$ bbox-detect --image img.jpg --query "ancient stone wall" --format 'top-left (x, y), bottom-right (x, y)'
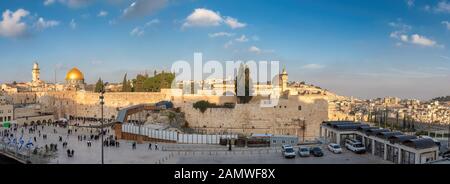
top-left (180, 95), bottom-right (328, 141)
top-left (5, 91), bottom-right (328, 140)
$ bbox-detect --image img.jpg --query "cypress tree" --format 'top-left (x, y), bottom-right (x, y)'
top-left (94, 78), bottom-right (104, 93)
top-left (122, 73), bottom-right (131, 92)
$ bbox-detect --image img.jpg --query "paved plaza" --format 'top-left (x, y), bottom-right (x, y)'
top-left (1, 123), bottom-right (391, 164)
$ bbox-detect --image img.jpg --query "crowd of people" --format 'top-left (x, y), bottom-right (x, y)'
top-left (1, 120), bottom-right (164, 163)
top-left (0, 120), bottom-right (110, 159)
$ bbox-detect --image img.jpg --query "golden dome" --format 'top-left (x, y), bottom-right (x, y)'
top-left (65, 67), bottom-right (84, 81)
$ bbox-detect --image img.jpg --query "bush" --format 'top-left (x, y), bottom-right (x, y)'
top-left (193, 100), bottom-right (215, 113)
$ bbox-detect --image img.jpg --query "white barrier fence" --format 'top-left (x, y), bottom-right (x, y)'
top-left (122, 124), bottom-right (237, 144)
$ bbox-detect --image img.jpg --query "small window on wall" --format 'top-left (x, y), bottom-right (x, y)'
top-left (298, 106), bottom-right (302, 111)
top-left (273, 140), bottom-right (276, 144)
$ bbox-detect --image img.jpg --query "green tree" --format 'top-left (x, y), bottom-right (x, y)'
top-left (94, 78), bottom-right (104, 92)
top-left (133, 74), bottom-right (147, 92)
top-left (235, 64), bottom-right (253, 104)
top-left (122, 73), bottom-right (132, 92)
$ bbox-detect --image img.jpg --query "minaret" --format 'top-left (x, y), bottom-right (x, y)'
top-left (280, 66), bottom-right (288, 92)
top-left (32, 62), bottom-right (40, 83)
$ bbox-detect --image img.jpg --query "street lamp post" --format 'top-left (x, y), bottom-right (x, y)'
top-left (99, 91), bottom-right (104, 164)
top-left (448, 122), bottom-right (450, 149)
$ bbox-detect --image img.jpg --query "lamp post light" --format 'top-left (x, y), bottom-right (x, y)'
top-left (99, 91), bottom-right (104, 164)
top-left (99, 82), bottom-right (108, 165)
top-left (447, 122), bottom-right (450, 149)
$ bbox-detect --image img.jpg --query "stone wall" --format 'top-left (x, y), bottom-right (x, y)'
top-left (5, 90), bottom-right (329, 140)
top-left (180, 95), bottom-right (328, 141)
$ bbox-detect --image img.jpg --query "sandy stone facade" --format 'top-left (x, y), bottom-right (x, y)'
top-left (4, 90), bottom-right (328, 140)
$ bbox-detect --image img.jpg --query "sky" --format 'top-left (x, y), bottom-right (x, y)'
top-left (0, 0), bottom-right (449, 100)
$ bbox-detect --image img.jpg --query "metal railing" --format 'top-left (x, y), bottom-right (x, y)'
top-left (0, 140), bottom-right (55, 164)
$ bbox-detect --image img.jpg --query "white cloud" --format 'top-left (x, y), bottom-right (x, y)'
top-left (123, 0), bottom-right (168, 19)
top-left (129, 19), bottom-right (159, 37)
top-left (442, 21), bottom-right (450, 30)
top-left (393, 34), bottom-right (441, 47)
top-left (69, 19), bottom-right (77, 29)
top-left (44, 0), bottom-right (56, 6)
top-left (145, 19), bottom-right (160, 27)
top-left (182, 8), bottom-right (247, 29)
top-left (389, 20), bottom-right (442, 48)
top-left (435, 1), bottom-right (450, 13)
top-left (247, 46), bottom-right (274, 54)
top-left (301, 64), bottom-right (325, 70)
top-left (248, 46), bottom-right (261, 53)
top-left (45, 0), bottom-right (92, 8)
top-left (0, 9), bottom-right (30, 38)
top-left (224, 16), bottom-right (246, 29)
top-left (35, 17), bottom-right (60, 30)
top-left (130, 27), bottom-right (144, 37)
top-left (98, 10), bottom-right (108, 17)
top-left (235, 35), bottom-right (248, 42)
top-left (406, 0), bottom-right (415, 7)
top-left (209, 32), bottom-right (234, 38)
top-left (182, 8), bottom-right (223, 28)
top-left (388, 21), bottom-right (412, 32)
top-left (410, 34), bottom-right (437, 47)
top-left (400, 34), bottom-right (409, 42)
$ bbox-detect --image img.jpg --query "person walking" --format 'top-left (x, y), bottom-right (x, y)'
top-left (148, 143), bottom-right (152, 150)
top-left (155, 143), bottom-right (158, 150)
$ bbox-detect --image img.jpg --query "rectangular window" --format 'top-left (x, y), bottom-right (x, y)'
top-left (298, 106), bottom-right (302, 111)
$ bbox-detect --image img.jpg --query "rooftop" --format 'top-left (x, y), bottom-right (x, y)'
top-left (322, 121), bottom-right (439, 150)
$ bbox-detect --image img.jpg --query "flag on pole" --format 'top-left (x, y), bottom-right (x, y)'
top-left (26, 137), bottom-right (34, 149)
top-left (19, 136), bottom-right (25, 150)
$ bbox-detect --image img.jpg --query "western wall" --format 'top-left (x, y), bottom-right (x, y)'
top-left (5, 90), bottom-right (328, 140)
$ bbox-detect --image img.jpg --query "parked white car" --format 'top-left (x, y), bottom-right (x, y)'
top-left (281, 145), bottom-right (296, 158)
top-left (327, 143), bottom-right (342, 154)
top-left (345, 139), bottom-right (366, 154)
top-left (298, 147), bottom-right (310, 157)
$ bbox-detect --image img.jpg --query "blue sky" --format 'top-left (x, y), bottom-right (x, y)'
top-left (0, 0), bottom-right (449, 100)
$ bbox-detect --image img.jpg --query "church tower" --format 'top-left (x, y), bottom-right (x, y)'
top-left (32, 62), bottom-right (41, 83)
top-left (280, 67), bottom-right (288, 92)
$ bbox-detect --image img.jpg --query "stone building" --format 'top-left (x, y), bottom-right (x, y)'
top-left (0, 95), bottom-right (13, 123)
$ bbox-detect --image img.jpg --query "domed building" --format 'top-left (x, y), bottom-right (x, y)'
top-left (65, 67), bottom-right (86, 91)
